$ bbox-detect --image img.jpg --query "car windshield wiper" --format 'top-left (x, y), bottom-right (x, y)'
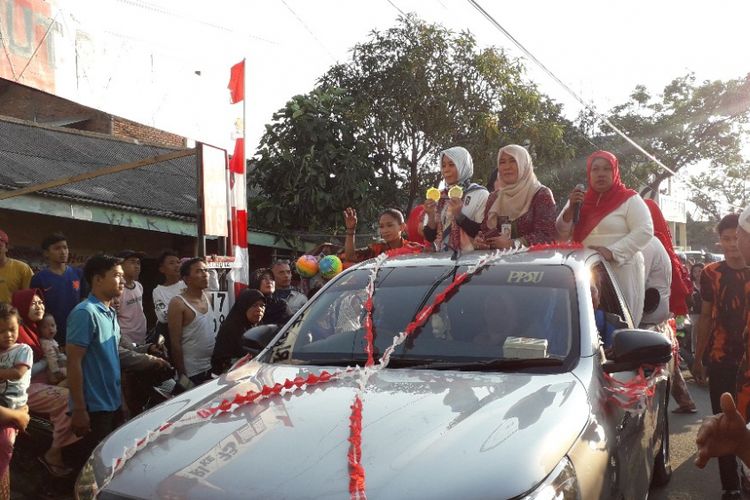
top-left (413, 357), bottom-right (565, 372)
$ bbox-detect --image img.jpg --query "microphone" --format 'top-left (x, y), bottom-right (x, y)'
top-left (572, 184), bottom-right (585, 225)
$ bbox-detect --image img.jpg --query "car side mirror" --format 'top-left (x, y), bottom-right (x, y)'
top-left (241, 324), bottom-right (280, 356)
top-left (602, 328), bottom-right (672, 373)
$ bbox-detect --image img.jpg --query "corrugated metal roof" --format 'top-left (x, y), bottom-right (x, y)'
top-left (0, 117), bottom-right (198, 219)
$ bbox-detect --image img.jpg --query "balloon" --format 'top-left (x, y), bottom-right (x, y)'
top-left (319, 255), bottom-right (343, 280)
top-left (295, 255), bottom-right (319, 278)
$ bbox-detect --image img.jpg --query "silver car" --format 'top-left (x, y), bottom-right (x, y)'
top-left (77, 248), bottom-right (672, 499)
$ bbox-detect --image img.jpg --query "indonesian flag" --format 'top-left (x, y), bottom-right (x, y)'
top-left (228, 60), bottom-right (245, 104)
top-left (227, 59), bottom-right (249, 297)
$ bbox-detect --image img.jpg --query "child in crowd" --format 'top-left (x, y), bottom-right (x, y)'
top-left (38, 314), bottom-right (67, 385)
top-left (30, 233), bottom-right (85, 345)
top-left (0, 303), bottom-right (33, 490)
top-left (115, 250), bottom-right (148, 345)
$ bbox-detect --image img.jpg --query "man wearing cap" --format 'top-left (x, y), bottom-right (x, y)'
top-left (114, 250), bottom-right (148, 345)
top-left (0, 230), bottom-right (32, 303)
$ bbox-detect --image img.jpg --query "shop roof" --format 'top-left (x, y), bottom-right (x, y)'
top-left (0, 115), bottom-right (198, 219)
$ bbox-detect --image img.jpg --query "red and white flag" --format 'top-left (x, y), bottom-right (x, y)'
top-left (227, 60), bottom-right (249, 297)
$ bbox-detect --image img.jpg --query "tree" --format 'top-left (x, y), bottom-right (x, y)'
top-left (688, 162), bottom-right (750, 220)
top-left (578, 73), bottom-right (750, 200)
top-left (250, 87), bottom-right (396, 236)
top-left (320, 15), bottom-right (579, 214)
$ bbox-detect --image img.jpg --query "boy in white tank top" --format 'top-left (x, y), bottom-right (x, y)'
top-left (167, 258), bottom-right (215, 389)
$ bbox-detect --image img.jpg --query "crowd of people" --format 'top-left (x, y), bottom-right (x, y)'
top-left (0, 228), bottom-right (309, 495)
top-left (0, 143), bottom-right (749, 498)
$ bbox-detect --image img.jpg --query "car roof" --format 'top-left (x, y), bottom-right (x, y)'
top-left (355, 247), bottom-right (600, 273)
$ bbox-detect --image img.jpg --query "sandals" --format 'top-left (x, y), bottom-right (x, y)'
top-left (37, 455), bottom-right (73, 478)
top-left (671, 405), bottom-right (697, 414)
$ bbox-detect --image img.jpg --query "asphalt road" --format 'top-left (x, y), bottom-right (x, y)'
top-left (651, 372), bottom-right (748, 500)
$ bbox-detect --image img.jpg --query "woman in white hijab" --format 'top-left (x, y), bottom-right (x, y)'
top-left (475, 144), bottom-right (556, 249)
top-left (423, 146), bottom-right (490, 252)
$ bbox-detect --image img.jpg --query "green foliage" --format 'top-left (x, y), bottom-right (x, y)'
top-left (579, 73), bottom-right (750, 202)
top-left (250, 87), bottom-right (391, 235)
top-left (689, 161), bottom-right (750, 220)
top-left (319, 15), bottom-right (579, 213)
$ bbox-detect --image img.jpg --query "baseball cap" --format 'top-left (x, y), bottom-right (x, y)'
top-left (740, 205), bottom-right (750, 233)
top-left (116, 249), bottom-right (146, 260)
top-left (0, 230), bottom-right (7, 245)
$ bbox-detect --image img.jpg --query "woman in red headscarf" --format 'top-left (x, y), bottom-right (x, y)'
top-left (556, 151), bottom-right (653, 325)
top-left (643, 199), bottom-right (693, 316)
top-left (11, 289), bottom-right (78, 477)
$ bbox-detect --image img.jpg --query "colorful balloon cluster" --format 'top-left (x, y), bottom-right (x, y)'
top-left (295, 254), bottom-right (343, 280)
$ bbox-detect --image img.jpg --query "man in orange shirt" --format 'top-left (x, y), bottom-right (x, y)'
top-left (0, 230), bottom-right (32, 303)
top-left (693, 210), bottom-right (750, 498)
top-left (693, 213), bottom-right (750, 498)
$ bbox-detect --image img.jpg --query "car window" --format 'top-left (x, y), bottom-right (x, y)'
top-left (591, 262), bottom-right (631, 328)
top-left (266, 264), bottom-right (579, 368)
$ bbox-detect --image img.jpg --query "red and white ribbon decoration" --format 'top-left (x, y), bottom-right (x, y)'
top-left (603, 365), bottom-right (668, 412)
top-left (94, 241), bottom-right (588, 498)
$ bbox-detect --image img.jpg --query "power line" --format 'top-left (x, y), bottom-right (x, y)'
top-left (279, 0), bottom-right (339, 61)
top-left (0, 22), bottom-right (18, 80)
top-left (15, 11), bottom-right (59, 82)
top-left (385, 0), bottom-right (407, 16)
top-left (113, 0), bottom-right (280, 46)
top-left (464, 0), bottom-right (744, 210)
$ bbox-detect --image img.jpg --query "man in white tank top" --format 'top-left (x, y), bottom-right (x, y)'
top-left (167, 257), bottom-right (215, 389)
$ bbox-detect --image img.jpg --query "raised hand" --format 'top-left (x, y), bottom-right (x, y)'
top-left (343, 207), bottom-right (358, 231)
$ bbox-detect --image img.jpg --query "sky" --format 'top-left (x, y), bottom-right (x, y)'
top-left (26, 0), bottom-right (750, 202)
top-left (72, 0), bottom-right (750, 150)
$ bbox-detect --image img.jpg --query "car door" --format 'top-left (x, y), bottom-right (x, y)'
top-left (590, 258), bottom-right (664, 499)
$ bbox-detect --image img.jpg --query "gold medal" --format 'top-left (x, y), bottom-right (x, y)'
top-left (448, 185), bottom-right (464, 199)
top-left (426, 187), bottom-right (441, 202)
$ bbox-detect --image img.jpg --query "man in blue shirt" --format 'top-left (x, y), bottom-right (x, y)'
top-left (30, 233), bottom-right (85, 345)
top-left (64, 254), bottom-right (124, 470)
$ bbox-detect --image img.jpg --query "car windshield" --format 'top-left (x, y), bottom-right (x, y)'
top-left (266, 263), bottom-right (579, 370)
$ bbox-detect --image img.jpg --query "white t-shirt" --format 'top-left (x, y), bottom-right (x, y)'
top-left (153, 281), bottom-right (187, 324)
top-left (0, 343), bottom-right (33, 409)
top-left (117, 281), bottom-right (148, 344)
top-left (641, 237), bottom-right (672, 325)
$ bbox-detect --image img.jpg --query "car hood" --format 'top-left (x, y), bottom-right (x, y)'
top-left (91, 361), bottom-right (589, 499)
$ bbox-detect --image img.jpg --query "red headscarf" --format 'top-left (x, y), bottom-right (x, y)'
top-left (11, 288), bottom-right (45, 361)
top-left (644, 199), bottom-right (693, 315)
top-left (406, 205), bottom-right (427, 245)
top-left (573, 151), bottom-right (638, 242)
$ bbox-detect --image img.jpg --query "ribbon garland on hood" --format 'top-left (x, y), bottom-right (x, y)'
top-left (94, 242), bottom-right (671, 500)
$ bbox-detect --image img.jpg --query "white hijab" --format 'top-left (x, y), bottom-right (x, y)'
top-left (486, 144), bottom-right (542, 228)
top-left (440, 146), bottom-right (474, 186)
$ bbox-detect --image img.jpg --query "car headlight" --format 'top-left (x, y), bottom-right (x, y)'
top-left (521, 456), bottom-right (581, 500)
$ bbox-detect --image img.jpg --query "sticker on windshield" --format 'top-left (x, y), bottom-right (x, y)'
top-left (507, 270), bottom-right (544, 284)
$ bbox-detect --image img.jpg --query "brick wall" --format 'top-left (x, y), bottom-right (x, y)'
top-left (111, 117), bottom-right (186, 148)
top-left (0, 80), bottom-right (186, 148)
top-left (0, 82), bottom-right (112, 133)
